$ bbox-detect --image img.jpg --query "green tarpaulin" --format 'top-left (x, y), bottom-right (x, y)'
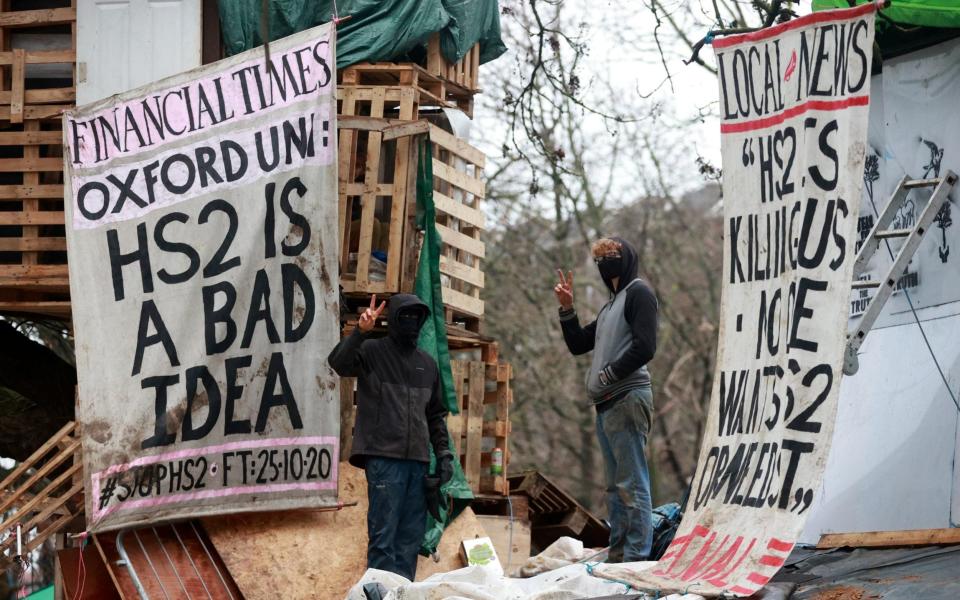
top-left (812, 1), bottom-right (960, 59)
top-left (813, 0), bottom-right (960, 28)
top-left (218, 0), bottom-right (506, 69)
top-left (414, 137), bottom-right (474, 555)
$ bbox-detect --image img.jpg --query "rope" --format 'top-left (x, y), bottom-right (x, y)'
top-left (71, 534), bottom-right (87, 600)
top-left (865, 188), bottom-right (960, 415)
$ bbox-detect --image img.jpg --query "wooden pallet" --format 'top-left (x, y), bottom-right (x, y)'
top-left (508, 470), bottom-right (610, 551)
top-left (339, 119), bottom-right (485, 323)
top-left (447, 357), bottom-right (512, 495)
top-left (427, 124), bottom-right (485, 324)
top-left (426, 34), bottom-right (481, 95)
top-left (340, 62), bottom-right (474, 116)
top-left (0, 2), bottom-right (75, 320)
top-left (0, 420), bottom-right (84, 571)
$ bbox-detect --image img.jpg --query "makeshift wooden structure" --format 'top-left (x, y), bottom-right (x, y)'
top-left (0, 420), bottom-right (83, 571)
top-left (447, 357), bottom-right (512, 495)
top-left (426, 35), bottom-right (482, 97)
top-left (337, 115), bottom-right (486, 328)
top-left (0, 2), bottom-right (76, 319)
top-left (508, 471), bottom-right (610, 552)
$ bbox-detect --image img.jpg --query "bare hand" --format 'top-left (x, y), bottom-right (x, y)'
top-left (554, 269), bottom-right (574, 310)
top-left (358, 294), bottom-right (386, 332)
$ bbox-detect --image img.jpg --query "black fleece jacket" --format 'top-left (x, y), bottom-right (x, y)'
top-left (327, 294), bottom-right (450, 468)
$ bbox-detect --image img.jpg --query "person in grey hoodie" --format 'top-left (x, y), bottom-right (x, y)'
top-left (554, 236), bottom-right (658, 562)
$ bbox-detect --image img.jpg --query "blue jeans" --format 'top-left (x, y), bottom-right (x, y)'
top-left (365, 457), bottom-right (428, 580)
top-left (596, 387), bottom-right (654, 562)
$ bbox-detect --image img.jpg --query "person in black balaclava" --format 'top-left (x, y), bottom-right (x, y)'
top-left (553, 237), bottom-right (659, 563)
top-left (328, 294), bottom-right (454, 581)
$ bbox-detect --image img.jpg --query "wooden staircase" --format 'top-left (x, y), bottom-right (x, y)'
top-left (0, 420), bottom-right (84, 570)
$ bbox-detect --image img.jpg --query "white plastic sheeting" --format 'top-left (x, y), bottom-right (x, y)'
top-left (346, 564), bottom-right (708, 600)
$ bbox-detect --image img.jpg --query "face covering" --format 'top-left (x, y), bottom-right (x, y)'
top-left (395, 311), bottom-right (423, 347)
top-left (596, 256), bottom-right (622, 283)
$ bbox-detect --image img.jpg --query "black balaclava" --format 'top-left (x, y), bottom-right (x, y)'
top-left (386, 294), bottom-right (430, 349)
top-left (598, 236), bottom-right (639, 294)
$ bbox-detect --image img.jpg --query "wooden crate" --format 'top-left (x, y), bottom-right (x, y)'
top-left (426, 33), bottom-right (481, 95)
top-left (339, 117), bottom-right (485, 327)
top-left (0, 2), bottom-right (75, 320)
top-left (336, 90), bottom-right (421, 295)
top-left (447, 358), bottom-right (512, 495)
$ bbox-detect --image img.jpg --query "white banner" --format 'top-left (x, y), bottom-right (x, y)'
top-left (600, 5), bottom-right (875, 596)
top-left (64, 23), bottom-right (341, 532)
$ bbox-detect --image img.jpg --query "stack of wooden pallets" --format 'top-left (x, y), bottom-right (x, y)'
top-left (0, 2), bottom-right (75, 319)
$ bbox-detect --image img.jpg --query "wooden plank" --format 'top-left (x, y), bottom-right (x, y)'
top-left (464, 361), bottom-right (485, 490)
top-left (0, 301), bottom-right (71, 319)
top-left (442, 286), bottom-right (484, 317)
top-left (436, 222), bottom-right (484, 258)
top-left (339, 182), bottom-right (393, 196)
top-left (0, 439), bottom-right (80, 515)
top-left (0, 237), bottom-right (67, 251)
top-left (382, 120), bottom-right (430, 141)
top-left (476, 515), bottom-right (531, 571)
top-left (0, 130), bottom-right (64, 145)
top-left (354, 87), bottom-right (385, 290)
top-left (817, 528), bottom-right (960, 549)
top-left (432, 158), bottom-right (485, 198)
top-left (0, 157), bottom-right (65, 172)
top-left (0, 210), bottom-right (65, 225)
top-left (0, 7), bottom-right (76, 27)
top-left (0, 104), bottom-right (70, 120)
top-left (434, 191), bottom-right (486, 229)
top-left (0, 183), bottom-right (64, 198)
top-left (0, 87), bottom-right (75, 104)
top-left (429, 124), bottom-right (486, 167)
top-left (0, 462), bottom-right (81, 536)
top-left (481, 420), bottom-right (510, 437)
top-left (385, 93), bottom-right (415, 292)
top-left (0, 421), bottom-right (75, 492)
top-left (21, 119), bottom-right (41, 264)
top-left (0, 49), bottom-right (74, 65)
top-left (10, 48), bottom-right (23, 123)
top-left (439, 254), bottom-right (484, 287)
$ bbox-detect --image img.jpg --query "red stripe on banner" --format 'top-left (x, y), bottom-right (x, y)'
top-left (767, 537), bottom-right (795, 553)
top-left (729, 585), bottom-right (757, 596)
top-left (748, 571), bottom-right (772, 586)
top-left (713, 3), bottom-right (877, 49)
top-left (720, 96), bottom-right (869, 134)
top-left (759, 554), bottom-right (787, 568)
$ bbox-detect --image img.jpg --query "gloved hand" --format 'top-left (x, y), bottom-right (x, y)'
top-left (598, 364), bottom-right (618, 387)
top-left (437, 450), bottom-right (454, 486)
top-left (423, 476), bottom-right (447, 522)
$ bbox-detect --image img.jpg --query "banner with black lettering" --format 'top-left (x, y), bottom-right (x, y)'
top-left (598, 5), bottom-right (875, 596)
top-left (64, 24), bottom-right (340, 532)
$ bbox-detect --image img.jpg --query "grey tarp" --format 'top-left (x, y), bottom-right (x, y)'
top-left (218, 0), bottom-right (506, 68)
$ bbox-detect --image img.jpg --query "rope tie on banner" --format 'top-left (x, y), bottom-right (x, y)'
top-left (704, 31), bottom-right (716, 44)
top-left (72, 532), bottom-right (88, 600)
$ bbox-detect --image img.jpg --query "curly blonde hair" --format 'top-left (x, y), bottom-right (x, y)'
top-left (591, 238), bottom-right (622, 258)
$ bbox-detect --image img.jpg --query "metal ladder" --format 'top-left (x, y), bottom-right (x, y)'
top-left (844, 170), bottom-right (958, 375)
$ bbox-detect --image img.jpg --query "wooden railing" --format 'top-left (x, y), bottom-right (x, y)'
top-left (0, 421), bottom-right (84, 570)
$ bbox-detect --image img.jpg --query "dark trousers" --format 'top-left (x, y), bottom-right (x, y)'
top-left (365, 457), bottom-right (428, 581)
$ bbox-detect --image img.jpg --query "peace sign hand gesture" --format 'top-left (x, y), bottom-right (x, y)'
top-left (358, 294), bottom-right (386, 333)
top-left (554, 269), bottom-right (574, 310)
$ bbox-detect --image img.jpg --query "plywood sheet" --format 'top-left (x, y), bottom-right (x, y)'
top-left (204, 462), bottom-right (487, 598)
